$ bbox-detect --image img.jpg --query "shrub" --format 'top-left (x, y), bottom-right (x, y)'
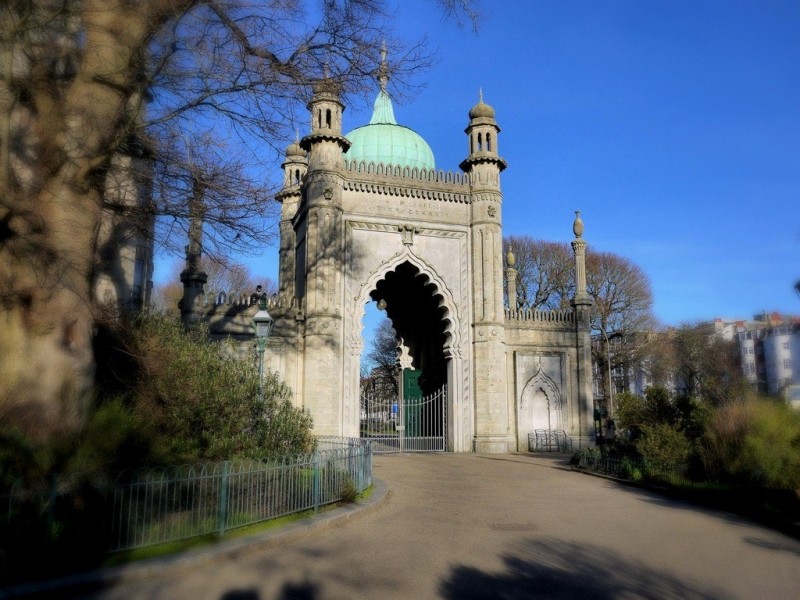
top-left (339, 475), bottom-right (358, 503)
top-left (615, 387), bottom-right (679, 430)
top-left (674, 395), bottom-right (713, 442)
top-left (1, 313), bottom-right (316, 585)
top-left (614, 392), bottom-right (646, 432)
top-left (94, 312), bottom-right (315, 463)
top-left (635, 423), bottom-right (691, 469)
top-left (571, 446), bottom-right (603, 469)
top-left (702, 398), bottom-right (800, 489)
top-left (645, 386), bottom-right (679, 425)
top-left (620, 457), bottom-right (643, 481)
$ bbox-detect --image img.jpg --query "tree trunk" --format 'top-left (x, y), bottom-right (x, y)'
top-left (0, 0), bottom-right (180, 440)
top-left (1, 180), bottom-right (99, 441)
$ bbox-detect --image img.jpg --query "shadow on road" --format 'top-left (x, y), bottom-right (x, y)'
top-left (743, 536), bottom-right (800, 556)
top-left (220, 578), bottom-right (319, 600)
top-left (439, 538), bottom-right (726, 600)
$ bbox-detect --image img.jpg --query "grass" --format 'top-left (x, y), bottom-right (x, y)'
top-left (103, 484), bottom-right (374, 567)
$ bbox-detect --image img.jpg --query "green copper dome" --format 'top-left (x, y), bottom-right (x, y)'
top-left (345, 90), bottom-right (435, 171)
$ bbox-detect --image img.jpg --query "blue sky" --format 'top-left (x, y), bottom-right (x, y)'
top-left (156, 0), bottom-right (800, 326)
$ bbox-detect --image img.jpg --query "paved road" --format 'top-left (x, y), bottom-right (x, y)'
top-left (59, 454), bottom-right (800, 598)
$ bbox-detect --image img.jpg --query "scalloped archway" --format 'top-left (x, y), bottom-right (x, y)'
top-left (344, 250), bottom-right (464, 450)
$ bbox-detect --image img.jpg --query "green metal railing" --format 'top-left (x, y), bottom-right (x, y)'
top-left (3, 437), bottom-right (372, 553)
top-left (572, 451), bottom-right (696, 487)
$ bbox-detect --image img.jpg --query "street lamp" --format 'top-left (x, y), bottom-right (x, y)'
top-left (252, 297), bottom-right (274, 398)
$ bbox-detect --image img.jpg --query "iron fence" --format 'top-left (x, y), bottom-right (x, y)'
top-left (573, 452), bottom-right (696, 487)
top-left (3, 437), bottom-right (372, 553)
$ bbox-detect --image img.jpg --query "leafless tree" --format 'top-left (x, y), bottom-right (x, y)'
top-left (504, 236), bottom-right (574, 310)
top-left (366, 318), bottom-right (399, 381)
top-left (668, 322), bottom-right (745, 404)
top-left (0, 0), bottom-right (476, 440)
top-left (361, 316), bottom-right (399, 416)
top-left (586, 250), bottom-right (656, 400)
top-left (504, 237), bottom-right (656, 401)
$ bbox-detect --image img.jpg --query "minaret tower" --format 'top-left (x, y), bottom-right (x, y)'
top-left (275, 135), bottom-right (307, 303)
top-left (460, 91), bottom-right (512, 452)
top-left (297, 75), bottom-right (351, 434)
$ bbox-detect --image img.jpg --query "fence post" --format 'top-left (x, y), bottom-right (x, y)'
top-left (313, 451), bottom-right (321, 513)
top-left (366, 441), bottom-right (372, 487)
top-left (348, 439), bottom-right (355, 484)
top-left (218, 461), bottom-right (230, 537)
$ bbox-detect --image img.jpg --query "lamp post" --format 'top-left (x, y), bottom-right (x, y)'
top-left (252, 297), bottom-right (274, 399)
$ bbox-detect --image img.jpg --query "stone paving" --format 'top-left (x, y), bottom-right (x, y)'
top-left (23, 454), bottom-right (800, 599)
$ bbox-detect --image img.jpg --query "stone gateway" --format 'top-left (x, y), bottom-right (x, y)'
top-left (182, 66), bottom-right (595, 452)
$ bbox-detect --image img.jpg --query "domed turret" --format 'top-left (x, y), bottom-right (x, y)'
top-left (300, 76), bottom-right (350, 171)
top-left (345, 90), bottom-right (435, 172)
top-left (343, 46), bottom-right (435, 173)
top-left (460, 89), bottom-right (506, 176)
top-left (285, 138), bottom-right (305, 160)
top-left (469, 93), bottom-right (496, 120)
top-left (280, 134), bottom-right (307, 190)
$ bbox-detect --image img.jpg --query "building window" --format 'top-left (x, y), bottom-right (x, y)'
top-left (784, 342), bottom-right (790, 350)
top-left (784, 359), bottom-right (792, 370)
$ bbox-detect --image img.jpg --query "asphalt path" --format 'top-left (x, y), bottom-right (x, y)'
top-left (42, 454), bottom-right (800, 599)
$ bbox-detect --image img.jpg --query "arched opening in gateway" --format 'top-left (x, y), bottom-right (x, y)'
top-left (360, 261), bottom-right (449, 451)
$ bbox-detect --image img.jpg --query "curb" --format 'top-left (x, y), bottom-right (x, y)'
top-left (1, 478), bottom-right (389, 598)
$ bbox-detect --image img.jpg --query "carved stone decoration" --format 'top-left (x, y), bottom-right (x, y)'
top-left (398, 339), bottom-right (413, 370)
top-left (399, 224), bottom-right (420, 245)
top-left (520, 366), bottom-right (561, 411)
top-left (516, 353), bottom-right (567, 440)
top-left (487, 205), bottom-right (496, 218)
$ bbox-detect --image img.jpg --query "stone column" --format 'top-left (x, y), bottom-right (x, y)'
top-left (180, 178), bottom-right (207, 326)
top-left (570, 211), bottom-right (594, 447)
top-left (505, 247), bottom-right (518, 310)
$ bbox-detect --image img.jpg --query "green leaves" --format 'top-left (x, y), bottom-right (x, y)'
top-left (95, 312), bottom-right (314, 464)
